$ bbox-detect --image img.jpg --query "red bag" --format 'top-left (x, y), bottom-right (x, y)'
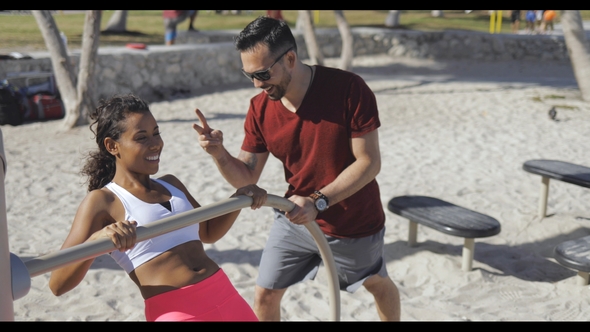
top-left (29, 94), bottom-right (65, 120)
top-left (22, 96), bottom-right (37, 121)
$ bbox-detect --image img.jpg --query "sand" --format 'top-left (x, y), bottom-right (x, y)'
top-left (4, 54), bottom-right (590, 321)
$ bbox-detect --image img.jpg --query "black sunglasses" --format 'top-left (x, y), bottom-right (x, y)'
top-left (241, 47), bottom-right (293, 82)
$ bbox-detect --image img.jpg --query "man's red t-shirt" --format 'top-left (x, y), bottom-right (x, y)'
top-left (241, 66), bottom-right (385, 238)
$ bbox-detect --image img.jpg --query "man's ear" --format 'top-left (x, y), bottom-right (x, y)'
top-left (286, 50), bottom-right (297, 68)
top-left (104, 137), bottom-right (118, 156)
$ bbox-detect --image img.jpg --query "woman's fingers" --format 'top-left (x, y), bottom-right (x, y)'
top-left (235, 185), bottom-right (267, 209)
top-left (106, 220), bottom-right (137, 252)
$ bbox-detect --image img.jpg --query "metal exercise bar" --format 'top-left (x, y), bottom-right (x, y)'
top-left (18, 194), bottom-right (341, 321)
top-left (0, 128), bottom-right (14, 320)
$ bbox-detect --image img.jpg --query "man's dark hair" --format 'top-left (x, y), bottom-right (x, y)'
top-left (234, 16), bottom-right (297, 56)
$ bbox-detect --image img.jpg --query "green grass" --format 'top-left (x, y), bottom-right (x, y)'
top-left (1, 10), bottom-right (589, 52)
top-left (533, 95), bottom-right (569, 102)
top-left (554, 105), bottom-right (578, 110)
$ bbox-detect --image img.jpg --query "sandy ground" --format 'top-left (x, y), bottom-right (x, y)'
top-left (3, 54), bottom-right (590, 321)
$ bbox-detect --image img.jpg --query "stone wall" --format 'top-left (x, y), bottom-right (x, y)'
top-left (0, 27), bottom-right (571, 102)
top-left (181, 27), bottom-right (570, 61)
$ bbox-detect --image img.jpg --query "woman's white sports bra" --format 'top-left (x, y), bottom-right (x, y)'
top-left (105, 178), bottom-right (199, 273)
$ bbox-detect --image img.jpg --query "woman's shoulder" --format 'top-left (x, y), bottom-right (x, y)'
top-left (94, 186), bottom-right (119, 200)
top-left (157, 174), bottom-right (200, 208)
top-left (157, 174), bottom-right (192, 196)
top-left (78, 187), bottom-right (120, 214)
top-left (70, 187), bottom-right (123, 229)
top-left (157, 174), bottom-right (183, 188)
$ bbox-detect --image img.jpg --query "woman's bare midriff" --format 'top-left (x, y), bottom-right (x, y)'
top-left (129, 240), bottom-right (219, 299)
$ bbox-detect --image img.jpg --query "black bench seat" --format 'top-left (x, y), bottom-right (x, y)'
top-left (554, 235), bottom-right (590, 285)
top-left (522, 160), bottom-right (590, 218)
top-left (388, 195), bottom-right (501, 271)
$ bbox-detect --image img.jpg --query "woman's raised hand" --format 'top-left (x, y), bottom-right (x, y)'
top-left (232, 184), bottom-right (267, 210)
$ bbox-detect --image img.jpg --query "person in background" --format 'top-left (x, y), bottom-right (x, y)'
top-left (525, 10), bottom-right (536, 34)
top-left (163, 10), bottom-right (198, 46)
top-left (267, 10), bottom-right (283, 20)
top-left (535, 10), bottom-right (544, 33)
top-left (510, 10), bottom-right (521, 34)
top-left (542, 10), bottom-right (556, 34)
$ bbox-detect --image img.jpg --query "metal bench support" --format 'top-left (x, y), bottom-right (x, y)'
top-left (539, 176), bottom-right (550, 218)
top-left (462, 238), bottom-right (475, 272)
top-left (407, 220), bottom-right (477, 271)
top-left (577, 271), bottom-right (590, 286)
top-left (408, 220), bottom-right (418, 247)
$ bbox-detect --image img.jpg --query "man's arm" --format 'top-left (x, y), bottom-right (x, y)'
top-left (285, 129), bottom-right (381, 224)
top-left (212, 147), bottom-right (269, 188)
top-left (193, 108), bottom-right (269, 188)
top-left (321, 129), bottom-right (381, 204)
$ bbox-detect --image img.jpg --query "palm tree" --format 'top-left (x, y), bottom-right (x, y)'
top-left (385, 11), bottom-right (401, 28)
top-left (561, 10), bottom-right (590, 102)
top-left (334, 11), bottom-right (353, 71)
top-left (298, 11), bottom-right (354, 71)
top-left (298, 10), bottom-right (324, 66)
top-left (104, 10), bottom-right (128, 32)
top-left (32, 10), bottom-right (101, 129)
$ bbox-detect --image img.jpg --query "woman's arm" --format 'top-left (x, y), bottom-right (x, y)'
top-left (160, 175), bottom-right (266, 243)
top-left (200, 184), bottom-right (267, 243)
top-left (49, 189), bottom-right (136, 296)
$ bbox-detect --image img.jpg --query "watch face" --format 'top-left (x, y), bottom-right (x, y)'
top-left (315, 198), bottom-right (327, 211)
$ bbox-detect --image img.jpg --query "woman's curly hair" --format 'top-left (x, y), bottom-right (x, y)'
top-left (81, 94), bottom-right (150, 191)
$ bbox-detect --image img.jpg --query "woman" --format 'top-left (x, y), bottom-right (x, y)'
top-left (49, 94), bottom-right (265, 321)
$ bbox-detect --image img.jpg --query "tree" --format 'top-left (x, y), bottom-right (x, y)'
top-left (561, 10), bottom-right (590, 102)
top-left (334, 10), bottom-right (353, 71)
top-left (32, 10), bottom-right (102, 129)
top-left (104, 10), bottom-right (127, 32)
top-left (297, 11), bottom-right (354, 71)
top-left (385, 10), bottom-right (401, 28)
top-left (298, 10), bottom-right (324, 66)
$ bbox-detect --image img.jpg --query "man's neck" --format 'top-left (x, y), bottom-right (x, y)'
top-left (281, 62), bottom-right (314, 113)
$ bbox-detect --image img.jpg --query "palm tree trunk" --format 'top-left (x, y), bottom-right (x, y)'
top-left (73, 11), bottom-right (102, 128)
top-left (104, 10), bottom-right (127, 32)
top-left (561, 10), bottom-right (590, 102)
top-left (298, 10), bottom-right (324, 65)
top-left (385, 10), bottom-right (401, 28)
top-left (334, 11), bottom-right (353, 71)
top-left (32, 11), bottom-right (78, 125)
top-left (33, 10), bottom-right (101, 129)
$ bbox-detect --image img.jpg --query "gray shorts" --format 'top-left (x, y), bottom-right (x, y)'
top-left (256, 209), bottom-right (388, 293)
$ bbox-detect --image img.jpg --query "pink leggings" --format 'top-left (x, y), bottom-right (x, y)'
top-left (144, 269), bottom-right (258, 321)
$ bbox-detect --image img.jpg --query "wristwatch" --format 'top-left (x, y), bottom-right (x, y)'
top-left (310, 190), bottom-right (329, 212)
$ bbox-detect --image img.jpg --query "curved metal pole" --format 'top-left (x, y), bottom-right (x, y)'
top-left (0, 128), bottom-right (15, 320)
top-left (21, 194), bottom-right (340, 321)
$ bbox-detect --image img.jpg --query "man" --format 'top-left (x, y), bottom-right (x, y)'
top-left (193, 16), bottom-right (400, 321)
top-left (542, 10), bottom-right (556, 33)
top-left (510, 10), bottom-right (521, 34)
